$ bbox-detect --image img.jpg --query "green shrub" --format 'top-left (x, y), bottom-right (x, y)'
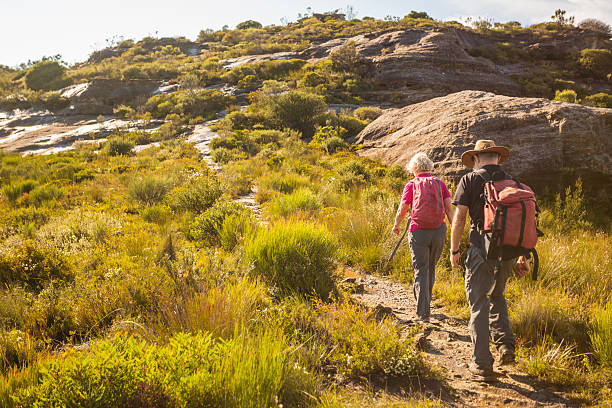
top-left (190, 200), bottom-right (246, 245)
top-left (113, 104), bottom-right (135, 118)
top-left (36, 91), bottom-right (69, 110)
top-left (265, 90), bottom-right (327, 138)
top-left (583, 92), bottom-right (612, 108)
top-left (301, 72), bottom-right (326, 87)
top-left (353, 106), bottom-right (382, 121)
top-left (554, 89), bottom-right (578, 104)
top-left (2, 180), bottom-right (37, 205)
top-left (27, 183), bottom-right (65, 206)
top-left (103, 136), bottom-right (135, 156)
top-left (578, 49), bottom-right (612, 79)
top-left (129, 176), bottom-right (171, 204)
top-left (24, 61), bottom-right (67, 91)
top-left (322, 136), bottom-right (349, 154)
top-left (591, 302), bottom-right (612, 367)
top-left (171, 177), bottom-right (222, 214)
top-left (245, 221), bottom-right (337, 299)
top-left (236, 20), bottom-right (262, 29)
top-left (0, 240), bottom-right (73, 292)
top-left (267, 188), bottom-right (322, 218)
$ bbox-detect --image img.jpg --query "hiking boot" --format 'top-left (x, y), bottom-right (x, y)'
top-left (467, 363), bottom-right (496, 383)
top-left (499, 345), bottom-right (516, 365)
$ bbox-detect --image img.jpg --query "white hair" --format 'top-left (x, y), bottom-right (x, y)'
top-left (407, 152), bottom-right (434, 174)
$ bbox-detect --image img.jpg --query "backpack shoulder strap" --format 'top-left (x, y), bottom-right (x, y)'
top-left (475, 168), bottom-right (492, 182)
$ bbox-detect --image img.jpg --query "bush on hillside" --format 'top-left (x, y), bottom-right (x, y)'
top-left (102, 136), bottom-right (135, 156)
top-left (0, 241), bottom-right (73, 292)
top-left (578, 49), bottom-right (612, 79)
top-left (129, 176), bottom-right (171, 204)
top-left (190, 200), bottom-right (246, 245)
top-left (170, 176), bottom-right (222, 214)
top-left (264, 90), bottom-right (327, 138)
top-left (578, 18), bottom-right (611, 34)
top-left (236, 20), bottom-right (262, 29)
top-left (353, 106), bottom-right (382, 121)
top-left (245, 221), bottom-right (337, 299)
top-left (330, 42), bottom-right (374, 77)
top-left (583, 92), bottom-right (612, 108)
top-left (267, 188), bottom-right (322, 218)
top-left (554, 89), bottom-right (578, 104)
top-left (25, 61), bottom-right (67, 91)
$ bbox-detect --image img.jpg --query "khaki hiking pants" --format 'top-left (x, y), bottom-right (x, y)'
top-left (464, 245), bottom-right (516, 370)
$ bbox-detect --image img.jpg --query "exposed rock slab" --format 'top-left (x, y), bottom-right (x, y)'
top-left (0, 110), bottom-right (160, 155)
top-left (301, 28), bottom-right (522, 96)
top-left (220, 52), bottom-right (301, 69)
top-left (352, 90), bottom-right (612, 188)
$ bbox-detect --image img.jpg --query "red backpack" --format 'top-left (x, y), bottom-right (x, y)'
top-left (411, 176), bottom-right (445, 229)
top-left (478, 169), bottom-right (539, 263)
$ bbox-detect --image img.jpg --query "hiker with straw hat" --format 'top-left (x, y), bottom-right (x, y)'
top-left (450, 140), bottom-right (531, 382)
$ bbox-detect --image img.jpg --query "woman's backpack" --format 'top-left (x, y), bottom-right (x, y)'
top-left (411, 176), bottom-right (445, 229)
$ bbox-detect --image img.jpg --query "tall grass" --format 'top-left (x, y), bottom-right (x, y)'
top-left (152, 278), bottom-right (269, 339)
top-left (266, 187), bottom-right (322, 218)
top-left (3, 329), bottom-right (318, 408)
top-left (590, 302), bottom-right (612, 367)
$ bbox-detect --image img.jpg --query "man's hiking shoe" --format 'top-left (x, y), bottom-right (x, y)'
top-left (468, 364), bottom-right (496, 383)
top-left (499, 345), bottom-right (516, 365)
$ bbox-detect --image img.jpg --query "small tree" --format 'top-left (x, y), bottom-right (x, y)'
top-left (578, 18), bottom-right (611, 34)
top-left (330, 42), bottom-right (373, 77)
top-left (236, 20), bottom-right (262, 29)
top-left (551, 9), bottom-right (575, 26)
top-left (406, 11), bottom-right (432, 20)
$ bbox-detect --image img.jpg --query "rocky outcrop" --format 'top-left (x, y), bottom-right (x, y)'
top-left (352, 90), bottom-right (612, 189)
top-left (220, 52), bottom-right (301, 69)
top-left (0, 110), bottom-right (161, 155)
top-left (301, 28), bottom-right (522, 96)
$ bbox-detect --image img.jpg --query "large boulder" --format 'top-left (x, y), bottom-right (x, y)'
top-left (301, 28), bottom-right (522, 97)
top-left (352, 90), bottom-right (612, 190)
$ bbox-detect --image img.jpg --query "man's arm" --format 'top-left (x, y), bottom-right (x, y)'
top-left (392, 202), bottom-right (409, 234)
top-left (443, 197), bottom-right (455, 225)
top-left (450, 204), bottom-right (468, 268)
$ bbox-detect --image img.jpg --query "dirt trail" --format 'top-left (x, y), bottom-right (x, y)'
top-left (349, 273), bottom-right (575, 408)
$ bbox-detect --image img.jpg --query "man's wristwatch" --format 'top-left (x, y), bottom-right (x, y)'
top-left (451, 249), bottom-right (460, 255)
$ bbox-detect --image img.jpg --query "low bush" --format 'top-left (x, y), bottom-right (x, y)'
top-left (217, 212), bottom-right (256, 251)
top-left (129, 176), bottom-right (171, 204)
top-left (245, 221), bottom-right (337, 299)
top-left (2, 180), bottom-right (37, 205)
top-left (267, 188), bottom-right (322, 218)
top-left (578, 49), bottom-right (612, 79)
top-left (583, 92), bottom-right (612, 108)
top-left (0, 240), bottom-right (73, 292)
top-left (0, 330), bottom-right (37, 373)
top-left (103, 136), bottom-right (135, 156)
top-left (170, 176), bottom-right (222, 214)
top-left (353, 106), bottom-right (382, 121)
top-left (259, 172), bottom-right (309, 194)
top-left (140, 204), bottom-right (172, 224)
top-left (262, 90), bottom-right (327, 138)
top-left (554, 89), bottom-right (578, 104)
top-left (27, 183), bottom-right (65, 207)
top-left (190, 200), bottom-right (246, 245)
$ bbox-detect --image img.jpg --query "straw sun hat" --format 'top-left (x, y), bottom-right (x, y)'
top-left (461, 139), bottom-right (510, 168)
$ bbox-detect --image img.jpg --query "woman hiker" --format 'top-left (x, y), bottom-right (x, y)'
top-left (392, 153), bottom-right (455, 323)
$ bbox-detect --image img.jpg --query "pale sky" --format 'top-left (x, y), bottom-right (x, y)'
top-left (2, 0), bottom-right (611, 67)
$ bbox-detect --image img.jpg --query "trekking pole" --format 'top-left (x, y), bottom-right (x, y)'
top-left (384, 217), bottom-right (411, 271)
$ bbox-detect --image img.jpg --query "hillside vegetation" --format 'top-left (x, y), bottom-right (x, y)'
top-left (0, 8), bottom-right (611, 408)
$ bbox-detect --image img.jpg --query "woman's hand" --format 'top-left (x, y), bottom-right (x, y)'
top-left (392, 224), bottom-right (401, 235)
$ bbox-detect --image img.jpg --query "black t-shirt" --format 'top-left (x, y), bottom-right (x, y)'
top-left (452, 164), bottom-right (506, 246)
